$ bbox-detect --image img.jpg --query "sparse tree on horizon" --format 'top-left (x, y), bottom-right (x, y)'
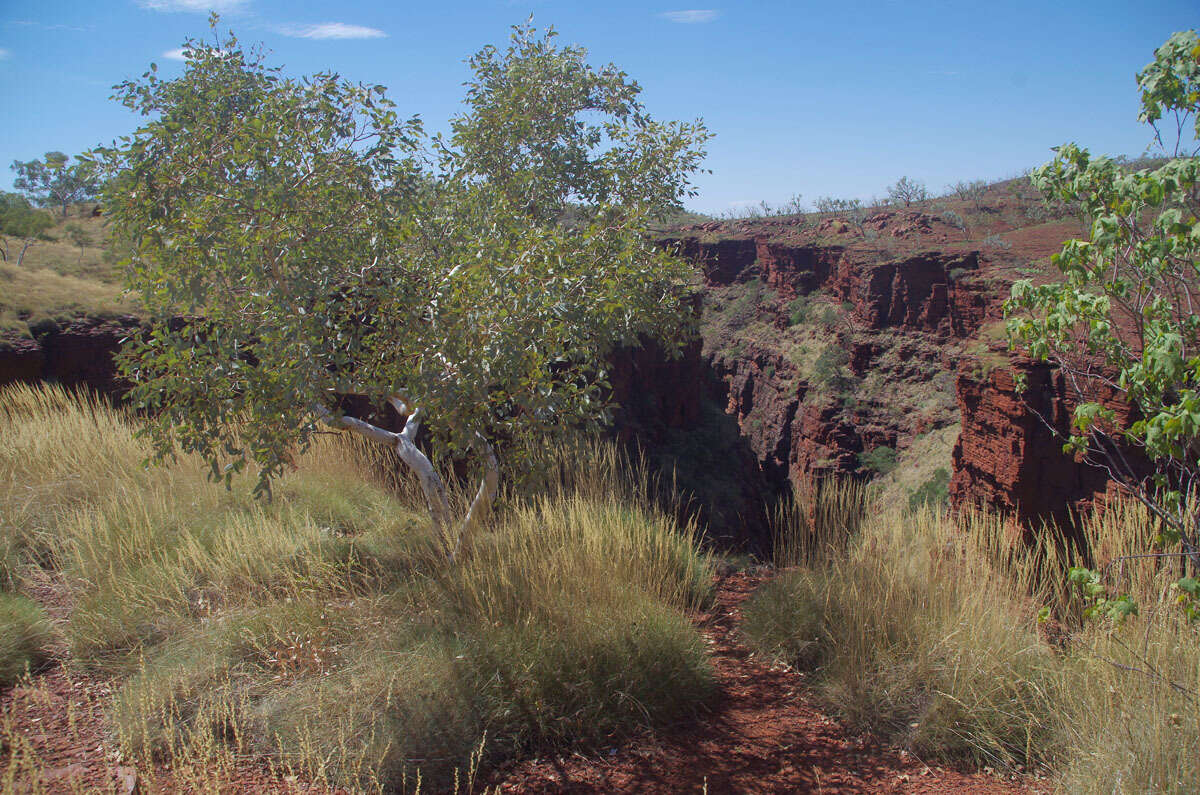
top-left (11, 152), bottom-right (101, 219)
top-left (887, 176), bottom-right (929, 207)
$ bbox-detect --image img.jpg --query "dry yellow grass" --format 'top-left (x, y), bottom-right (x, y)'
top-left (0, 383), bottom-right (714, 791)
top-left (747, 486), bottom-right (1200, 791)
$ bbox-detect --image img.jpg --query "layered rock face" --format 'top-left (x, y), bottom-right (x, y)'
top-left (608, 339), bottom-right (774, 549)
top-left (674, 232), bottom-right (991, 493)
top-left (950, 350), bottom-right (1144, 527)
top-left (0, 316), bottom-right (143, 395)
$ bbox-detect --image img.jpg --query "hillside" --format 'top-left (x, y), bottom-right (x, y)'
top-left (0, 207), bottom-right (132, 339)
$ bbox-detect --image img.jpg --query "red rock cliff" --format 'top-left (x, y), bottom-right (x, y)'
top-left (949, 349), bottom-right (1142, 527)
top-left (0, 316), bottom-right (143, 395)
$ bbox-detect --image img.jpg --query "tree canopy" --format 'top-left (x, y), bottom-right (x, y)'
top-left (99, 23), bottom-right (710, 554)
top-left (0, 192), bottom-right (54, 265)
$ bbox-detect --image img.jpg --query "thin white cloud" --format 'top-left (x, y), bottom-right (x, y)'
top-left (0, 47), bottom-right (10, 60)
top-left (659, 9), bottom-right (719, 23)
top-left (9, 20), bottom-right (92, 32)
top-left (275, 22), bottom-right (387, 40)
top-left (161, 46), bottom-right (226, 61)
top-left (137, 0), bottom-right (249, 13)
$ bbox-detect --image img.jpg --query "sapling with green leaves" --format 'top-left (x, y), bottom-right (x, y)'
top-left (0, 192), bottom-right (54, 266)
top-left (1005, 30), bottom-right (1200, 610)
top-left (98, 20), bottom-right (709, 561)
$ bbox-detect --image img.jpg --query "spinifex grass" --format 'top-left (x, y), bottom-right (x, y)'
top-left (0, 593), bottom-right (51, 685)
top-left (747, 483), bottom-right (1200, 790)
top-left (1, 383), bottom-right (715, 790)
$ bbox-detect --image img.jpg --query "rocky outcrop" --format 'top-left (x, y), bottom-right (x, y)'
top-left (608, 338), bottom-right (706, 440)
top-left (0, 316), bottom-right (143, 395)
top-left (608, 338), bottom-right (775, 550)
top-left (661, 237), bottom-right (759, 286)
top-left (754, 241), bottom-right (843, 299)
top-left (709, 344), bottom-right (801, 485)
top-left (832, 251), bottom-right (981, 335)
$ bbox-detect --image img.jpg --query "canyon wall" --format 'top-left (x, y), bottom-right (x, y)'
top-left (0, 226), bottom-right (1126, 537)
top-left (950, 346), bottom-right (1144, 528)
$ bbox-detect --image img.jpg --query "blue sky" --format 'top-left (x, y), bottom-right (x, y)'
top-left (0, 1), bottom-right (1195, 214)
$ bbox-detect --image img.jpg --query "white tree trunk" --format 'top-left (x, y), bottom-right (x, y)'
top-left (451, 432), bottom-right (500, 560)
top-left (314, 401), bottom-right (497, 562)
top-left (16, 239), bottom-right (35, 267)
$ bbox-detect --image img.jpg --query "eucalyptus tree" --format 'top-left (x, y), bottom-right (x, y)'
top-left (100, 24), bottom-right (709, 560)
top-left (0, 192), bottom-right (54, 265)
top-left (11, 151), bottom-right (101, 218)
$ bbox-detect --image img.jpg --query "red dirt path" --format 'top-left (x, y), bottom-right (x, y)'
top-left (2, 571), bottom-right (1051, 794)
top-left (486, 571), bottom-right (1048, 794)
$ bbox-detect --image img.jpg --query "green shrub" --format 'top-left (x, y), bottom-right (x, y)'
top-left (786, 295), bottom-right (810, 326)
top-left (857, 446), bottom-right (898, 476)
top-left (725, 278), bottom-right (764, 328)
top-left (0, 593), bottom-right (52, 685)
top-left (811, 344), bottom-right (855, 394)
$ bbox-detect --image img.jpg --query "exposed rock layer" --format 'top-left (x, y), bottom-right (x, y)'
top-left (0, 316), bottom-right (142, 395)
top-left (950, 349), bottom-right (1143, 527)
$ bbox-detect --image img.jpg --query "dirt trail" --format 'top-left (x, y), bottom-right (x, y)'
top-left (486, 571), bottom-right (1046, 794)
top-left (2, 571), bottom-right (1049, 793)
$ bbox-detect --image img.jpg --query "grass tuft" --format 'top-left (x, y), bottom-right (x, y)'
top-left (0, 593), bottom-right (52, 686)
top-left (748, 487), bottom-right (1200, 787)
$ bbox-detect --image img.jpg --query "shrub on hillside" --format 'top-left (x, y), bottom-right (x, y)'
top-left (949, 179), bottom-right (987, 205)
top-left (857, 445), bottom-right (898, 476)
top-left (786, 295), bottom-right (810, 326)
top-left (811, 344), bottom-right (855, 394)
